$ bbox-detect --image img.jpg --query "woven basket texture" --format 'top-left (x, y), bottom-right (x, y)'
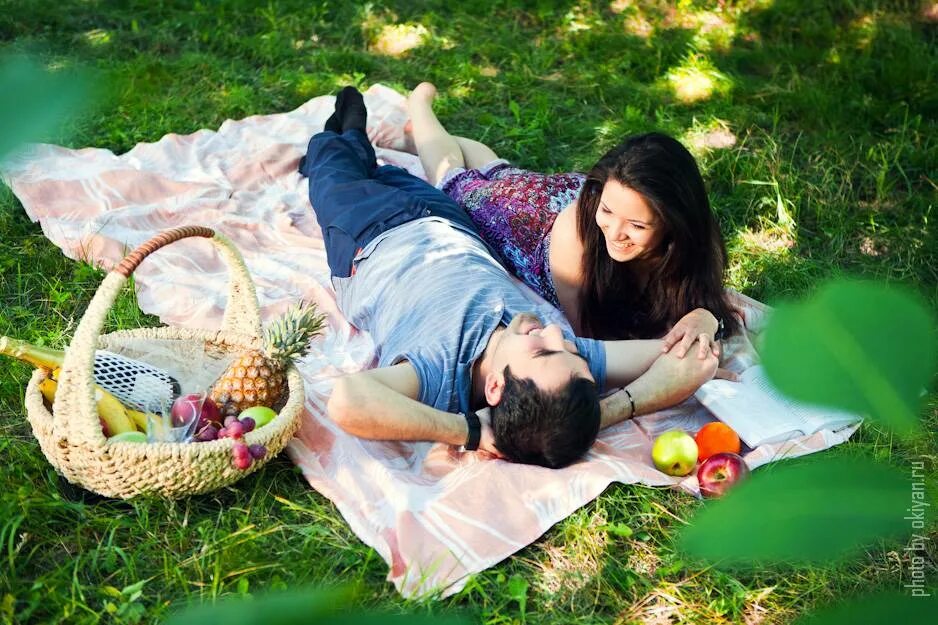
top-left (22, 227), bottom-right (305, 499)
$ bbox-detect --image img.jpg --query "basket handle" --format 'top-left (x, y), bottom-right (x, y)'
top-left (52, 226), bottom-right (264, 447)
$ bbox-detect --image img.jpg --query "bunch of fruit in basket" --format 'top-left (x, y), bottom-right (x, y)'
top-left (1, 302), bottom-right (323, 470)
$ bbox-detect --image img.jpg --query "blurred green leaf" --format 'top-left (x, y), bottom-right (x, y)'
top-left (678, 456), bottom-right (912, 567)
top-left (761, 280), bottom-right (935, 436)
top-left (794, 590), bottom-right (938, 624)
top-left (0, 54), bottom-right (94, 160)
top-left (163, 586), bottom-right (471, 625)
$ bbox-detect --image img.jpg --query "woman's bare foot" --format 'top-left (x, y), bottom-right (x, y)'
top-left (404, 81), bottom-right (466, 184)
top-left (369, 84), bottom-right (437, 154)
top-left (385, 83), bottom-right (438, 154)
top-left (408, 81), bottom-right (438, 109)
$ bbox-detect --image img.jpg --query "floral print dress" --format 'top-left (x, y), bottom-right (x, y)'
top-left (440, 160), bottom-right (585, 309)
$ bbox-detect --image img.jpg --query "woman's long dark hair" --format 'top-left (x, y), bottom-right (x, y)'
top-left (574, 132), bottom-right (739, 340)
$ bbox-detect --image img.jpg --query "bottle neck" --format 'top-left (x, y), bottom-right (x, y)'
top-left (0, 336), bottom-right (65, 370)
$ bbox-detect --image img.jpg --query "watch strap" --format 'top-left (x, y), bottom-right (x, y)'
top-left (463, 411), bottom-right (482, 451)
top-left (714, 317), bottom-right (726, 341)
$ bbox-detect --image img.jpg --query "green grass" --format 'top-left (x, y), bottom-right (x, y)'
top-left (1, 0), bottom-right (936, 622)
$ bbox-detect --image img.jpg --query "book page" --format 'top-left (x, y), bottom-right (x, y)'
top-left (694, 376), bottom-right (801, 447)
top-left (740, 367), bottom-right (861, 433)
top-left (695, 366), bottom-right (862, 447)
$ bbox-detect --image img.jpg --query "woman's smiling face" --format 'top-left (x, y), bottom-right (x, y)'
top-left (594, 179), bottom-right (664, 262)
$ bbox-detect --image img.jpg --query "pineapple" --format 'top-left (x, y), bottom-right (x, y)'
top-left (210, 302), bottom-right (325, 417)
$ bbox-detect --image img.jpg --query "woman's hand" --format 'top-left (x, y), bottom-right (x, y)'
top-left (661, 308), bottom-right (720, 359)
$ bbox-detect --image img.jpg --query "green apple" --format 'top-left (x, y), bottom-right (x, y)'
top-left (108, 430), bottom-right (147, 443)
top-left (651, 431), bottom-right (698, 476)
top-left (238, 405), bottom-right (277, 428)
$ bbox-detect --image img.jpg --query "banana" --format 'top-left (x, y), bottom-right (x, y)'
top-left (38, 370), bottom-right (140, 436)
top-left (39, 376), bottom-right (57, 405)
top-left (125, 408), bottom-right (148, 432)
top-left (95, 389), bottom-right (137, 436)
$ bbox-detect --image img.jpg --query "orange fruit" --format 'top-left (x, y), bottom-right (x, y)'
top-left (695, 422), bottom-right (741, 462)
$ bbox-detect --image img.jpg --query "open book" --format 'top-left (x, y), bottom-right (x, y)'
top-left (694, 365), bottom-right (862, 447)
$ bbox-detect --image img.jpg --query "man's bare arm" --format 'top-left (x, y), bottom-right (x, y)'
top-left (600, 347), bottom-right (718, 430)
top-left (327, 362), bottom-right (468, 445)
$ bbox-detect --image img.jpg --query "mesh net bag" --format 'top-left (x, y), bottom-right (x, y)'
top-left (91, 350), bottom-right (182, 411)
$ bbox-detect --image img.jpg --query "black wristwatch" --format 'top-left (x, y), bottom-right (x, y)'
top-left (714, 317), bottom-right (726, 341)
top-left (463, 411), bottom-right (482, 451)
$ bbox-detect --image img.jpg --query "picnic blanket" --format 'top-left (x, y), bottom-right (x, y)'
top-left (1, 85), bottom-right (858, 598)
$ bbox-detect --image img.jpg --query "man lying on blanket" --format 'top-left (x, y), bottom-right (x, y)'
top-left (299, 87), bottom-right (719, 468)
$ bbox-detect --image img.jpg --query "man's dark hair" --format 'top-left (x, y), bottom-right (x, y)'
top-left (490, 367), bottom-right (601, 468)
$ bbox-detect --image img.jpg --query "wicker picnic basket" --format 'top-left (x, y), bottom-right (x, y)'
top-left (22, 226), bottom-right (305, 499)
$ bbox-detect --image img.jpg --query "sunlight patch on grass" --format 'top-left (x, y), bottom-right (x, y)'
top-left (621, 586), bottom-right (684, 623)
top-left (533, 511), bottom-right (608, 607)
top-left (623, 573), bottom-right (777, 624)
top-left (736, 227), bottom-right (796, 255)
top-left (624, 13), bottom-right (654, 39)
top-left (563, 7), bottom-right (594, 33)
top-left (370, 23), bottom-right (430, 57)
top-left (609, 0), bottom-right (653, 39)
top-left (625, 537), bottom-right (660, 577)
top-left (847, 14), bottom-right (878, 50)
top-left (682, 118), bottom-right (737, 158)
top-left (450, 84), bottom-right (472, 99)
top-left (859, 236), bottom-right (889, 258)
top-left (660, 53), bottom-right (732, 105)
top-left (742, 586), bottom-right (777, 625)
top-left (83, 29), bottom-right (112, 47)
top-left (665, 56), bottom-right (730, 104)
top-left (594, 119), bottom-right (623, 143)
top-left (690, 10), bottom-right (738, 51)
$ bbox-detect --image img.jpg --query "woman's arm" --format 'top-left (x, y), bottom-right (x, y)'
top-left (548, 202), bottom-right (586, 332)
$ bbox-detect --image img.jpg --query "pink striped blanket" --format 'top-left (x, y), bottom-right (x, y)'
top-left (1, 85), bottom-right (856, 598)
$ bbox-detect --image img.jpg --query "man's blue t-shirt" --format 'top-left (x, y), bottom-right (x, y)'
top-left (334, 218), bottom-right (607, 415)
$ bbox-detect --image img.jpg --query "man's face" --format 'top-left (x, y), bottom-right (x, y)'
top-left (485, 313), bottom-right (594, 404)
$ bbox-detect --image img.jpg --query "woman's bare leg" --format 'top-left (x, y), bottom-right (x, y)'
top-left (407, 82), bottom-right (465, 186)
top-left (454, 136), bottom-right (499, 169)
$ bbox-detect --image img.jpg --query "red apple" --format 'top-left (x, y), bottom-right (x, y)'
top-left (697, 452), bottom-right (750, 498)
top-left (171, 393), bottom-right (221, 428)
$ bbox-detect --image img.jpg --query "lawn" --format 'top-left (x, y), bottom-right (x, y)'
top-left (1, 0), bottom-right (936, 623)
